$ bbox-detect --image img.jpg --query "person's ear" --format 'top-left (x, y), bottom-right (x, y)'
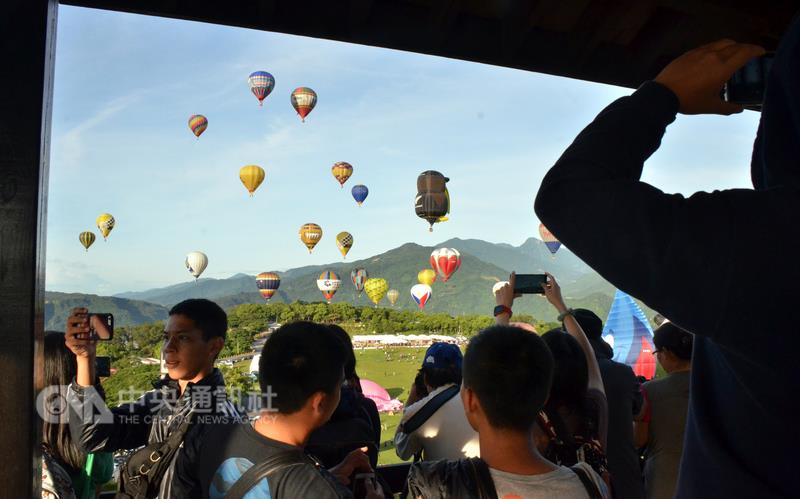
top-left (309, 391), bottom-right (329, 419)
top-left (209, 337), bottom-right (224, 360)
top-left (461, 385), bottom-right (481, 431)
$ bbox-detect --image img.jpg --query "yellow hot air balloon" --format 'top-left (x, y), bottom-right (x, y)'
top-left (387, 289), bottom-right (399, 306)
top-left (239, 165), bottom-right (265, 197)
top-left (79, 231), bottom-right (96, 252)
top-left (95, 213), bottom-right (115, 240)
top-left (364, 278), bottom-right (388, 307)
top-left (336, 231), bottom-right (353, 258)
top-left (299, 223), bottom-right (323, 253)
top-left (418, 269), bottom-right (437, 286)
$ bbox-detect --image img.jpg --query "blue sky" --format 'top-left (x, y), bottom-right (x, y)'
top-left (47, 6), bottom-right (761, 295)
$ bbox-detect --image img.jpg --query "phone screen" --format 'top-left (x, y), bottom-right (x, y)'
top-left (513, 274), bottom-right (548, 294)
top-left (88, 313), bottom-right (114, 340)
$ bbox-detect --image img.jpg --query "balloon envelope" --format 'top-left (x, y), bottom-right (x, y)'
top-left (256, 272), bottom-right (280, 301)
top-left (336, 231), bottom-right (354, 258)
top-left (239, 165), bottom-right (265, 196)
top-left (418, 269), bottom-right (437, 286)
top-left (96, 213), bottom-right (115, 240)
top-left (291, 87), bottom-right (317, 121)
top-left (299, 223), bottom-right (323, 253)
top-left (603, 290), bottom-right (657, 379)
top-left (430, 248), bottom-right (461, 282)
top-left (538, 223), bottom-right (562, 256)
top-left (364, 278), bottom-right (388, 305)
top-left (415, 171), bottom-right (450, 231)
top-left (79, 231), bottom-right (96, 251)
top-left (387, 289), bottom-right (399, 306)
top-left (410, 284), bottom-right (432, 309)
top-left (350, 268), bottom-right (368, 294)
top-left (317, 270), bottom-right (341, 303)
top-left (331, 162), bottom-right (353, 188)
top-left (185, 251), bottom-right (208, 279)
top-left (188, 115), bottom-right (208, 138)
top-left (248, 71), bottom-right (275, 105)
top-left (351, 185), bottom-right (369, 206)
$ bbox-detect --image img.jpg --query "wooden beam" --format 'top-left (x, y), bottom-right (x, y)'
top-left (0, 0), bottom-right (56, 496)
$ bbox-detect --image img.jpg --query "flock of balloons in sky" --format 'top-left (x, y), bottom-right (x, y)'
top-left (77, 69), bottom-right (564, 308)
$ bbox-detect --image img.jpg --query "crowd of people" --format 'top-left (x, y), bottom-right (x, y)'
top-left (40, 18), bottom-right (800, 498)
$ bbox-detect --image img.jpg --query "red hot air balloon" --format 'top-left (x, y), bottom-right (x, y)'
top-left (430, 248), bottom-right (461, 282)
top-left (291, 87), bottom-right (317, 122)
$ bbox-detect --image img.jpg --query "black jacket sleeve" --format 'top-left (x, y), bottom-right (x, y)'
top-left (67, 381), bottom-right (153, 453)
top-left (534, 81), bottom-right (794, 360)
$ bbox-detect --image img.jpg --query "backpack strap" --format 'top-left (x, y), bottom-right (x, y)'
top-left (224, 450), bottom-right (308, 499)
top-left (397, 384), bottom-right (460, 435)
top-left (468, 458), bottom-right (498, 499)
top-left (570, 465), bottom-right (603, 499)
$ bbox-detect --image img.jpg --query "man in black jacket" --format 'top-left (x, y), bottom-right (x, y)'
top-left (535, 23), bottom-right (799, 497)
top-left (66, 299), bottom-right (243, 498)
top-left (573, 309), bottom-right (643, 499)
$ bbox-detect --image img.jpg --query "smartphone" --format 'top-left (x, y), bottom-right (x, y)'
top-left (352, 472), bottom-right (376, 498)
top-left (88, 313), bottom-right (114, 340)
top-left (723, 53), bottom-right (774, 109)
top-left (514, 274), bottom-right (548, 294)
top-left (96, 356), bottom-right (111, 377)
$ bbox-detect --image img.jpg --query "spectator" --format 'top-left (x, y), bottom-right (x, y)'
top-left (307, 324), bottom-right (382, 468)
top-left (174, 321), bottom-right (382, 498)
top-left (534, 27), bottom-right (795, 496)
top-left (573, 309), bottom-right (644, 499)
top-left (394, 342), bottom-right (479, 461)
top-left (66, 300), bottom-right (242, 498)
top-left (634, 323), bottom-right (693, 499)
top-left (407, 324), bottom-right (609, 498)
top-left (41, 331), bottom-right (113, 499)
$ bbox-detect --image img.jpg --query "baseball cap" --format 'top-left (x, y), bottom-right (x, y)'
top-left (422, 342), bottom-right (462, 370)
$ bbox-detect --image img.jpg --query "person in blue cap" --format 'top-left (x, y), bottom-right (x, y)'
top-left (393, 342), bottom-right (479, 461)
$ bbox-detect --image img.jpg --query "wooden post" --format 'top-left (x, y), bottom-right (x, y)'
top-left (0, 0), bottom-right (57, 496)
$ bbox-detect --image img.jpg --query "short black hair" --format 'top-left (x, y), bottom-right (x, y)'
top-left (463, 325), bottom-right (553, 431)
top-left (572, 309), bottom-right (603, 339)
top-left (653, 323), bottom-right (693, 360)
top-left (259, 321), bottom-right (346, 414)
top-left (421, 366), bottom-right (461, 389)
top-left (541, 329), bottom-right (588, 411)
top-left (326, 324), bottom-right (356, 380)
top-left (169, 299), bottom-right (227, 340)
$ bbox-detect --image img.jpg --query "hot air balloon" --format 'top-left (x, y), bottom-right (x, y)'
top-left (185, 251), bottom-right (208, 280)
top-left (414, 171), bottom-right (450, 231)
top-left (299, 223), bottom-right (323, 253)
top-left (410, 284), bottom-right (432, 309)
top-left (256, 272), bottom-right (281, 301)
top-left (387, 289), bottom-right (399, 306)
top-left (239, 165), bottom-right (265, 197)
top-left (364, 278), bottom-right (388, 307)
top-left (418, 269), bottom-right (437, 286)
top-left (291, 87), bottom-right (317, 122)
top-left (316, 271), bottom-right (341, 303)
top-left (331, 162), bottom-right (353, 188)
top-left (350, 268), bottom-right (368, 296)
top-left (539, 223), bottom-right (562, 257)
top-left (79, 231), bottom-right (96, 252)
top-left (430, 248), bottom-right (461, 282)
top-left (351, 185), bottom-right (368, 206)
top-left (188, 115), bottom-right (208, 138)
top-left (603, 290), bottom-right (657, 379)
top-left (336, 231), bottom-right (353, 258)
top-left (96, 213), bottom-right (115, 240)
top-left (248, 71), bottom-right (275, 106)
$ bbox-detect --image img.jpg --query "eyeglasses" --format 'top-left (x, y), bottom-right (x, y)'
top-left (652, 349), bottom-right (662, 355)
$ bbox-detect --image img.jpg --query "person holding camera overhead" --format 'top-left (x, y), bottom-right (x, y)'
top-left (65, 300), bottom-right (242, 498)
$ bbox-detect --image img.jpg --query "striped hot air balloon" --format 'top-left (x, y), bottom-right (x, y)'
top-left (239, 165), bottom-right (265, 197)
top-left (188, 115), bottom-right (208, 138)
top-left (350, 268), bottom-right (368, 296)
top-left (291, 87), bottom-right (317, 122)
top-left (248, 71), bottom-right (275, 106)
top-left (316, 271), bottom-right (341, 303)
top-left (79, 231), bottom-right (96, 252)
top-left (539, 223), bottom-right (562, 256)
top-left (331, 162), bottom-right (353, 188)
top-left (256, 272), bottom-right (281, 301)
top-left (299, 223), bottom-right (323, 253)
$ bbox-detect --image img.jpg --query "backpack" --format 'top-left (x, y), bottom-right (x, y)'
top-left (223, 449), bottom-right (310, 499)
top-left (537, 409), bottom-right (609, 478)
top-left (42, 449), bottom-right (77, 499)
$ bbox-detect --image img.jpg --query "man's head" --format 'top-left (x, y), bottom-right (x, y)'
top-left (541, 329), bottom-right (588, 410)
top-left (572, 309), bottom-right (603, 339)
top-left (461, 326), bottom-right (553, 433)
top-left (259, 322), bottom-right (346, 428)
top-left (653, 323), bottom-right (693, 372)
top-left (420, 342), bottom-right (462, 390)
top-left (162, 299), bottom-right (227, 381)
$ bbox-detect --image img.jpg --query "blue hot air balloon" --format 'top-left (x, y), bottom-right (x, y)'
top-left (602, 290), bottom-right (657, 380)
top-left (351, 184), bottom-right (369, 206)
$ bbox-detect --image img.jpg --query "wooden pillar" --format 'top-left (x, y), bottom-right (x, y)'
top-left (0, 0), bottom-right (57, 496)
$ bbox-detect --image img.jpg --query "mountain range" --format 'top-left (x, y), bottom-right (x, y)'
top-left (45, 238), bottom-right (654, 327)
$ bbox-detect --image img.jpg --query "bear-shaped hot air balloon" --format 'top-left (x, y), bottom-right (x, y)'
top-left (414, 171), bottom-right (450, 232)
